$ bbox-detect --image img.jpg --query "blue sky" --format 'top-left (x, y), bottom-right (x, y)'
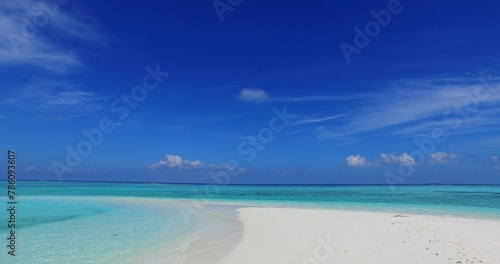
top-left (1, 0), bottom-right (500, 184)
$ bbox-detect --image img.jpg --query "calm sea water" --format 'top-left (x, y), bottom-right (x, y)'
top-left (1, 182), bottom-right (499, 263)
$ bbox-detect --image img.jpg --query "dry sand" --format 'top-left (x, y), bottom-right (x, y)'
top-left (215, 207), bottom-right (500, 264)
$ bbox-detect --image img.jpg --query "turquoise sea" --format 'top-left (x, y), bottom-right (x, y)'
top-left (1, 182), bottom-right (500, 263)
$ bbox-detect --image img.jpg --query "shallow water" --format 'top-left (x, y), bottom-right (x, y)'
top-left (1, 182), bottom-right (499, 263)
top-left (0, 195), bottom-right (202, 263)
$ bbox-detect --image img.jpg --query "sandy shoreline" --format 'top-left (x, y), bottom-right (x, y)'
top-left (212, 207), bottom-right (500, 264)
top-left (118, 199), bottom-right (500, 264)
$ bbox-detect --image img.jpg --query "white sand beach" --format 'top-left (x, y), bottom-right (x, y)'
top-left (211, 207), bottom-right (500, 264)
top-left (129, 204), bottom-right (500, 264)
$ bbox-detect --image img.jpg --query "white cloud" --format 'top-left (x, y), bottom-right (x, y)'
top-left (380, 153), bottom-right (415, 166)
top-left (428, 152), bottom-right (461, 164)
top-left (346, 153), bottom-right (416, 167)
top-left (346, 155), bottom-right (371, 167)
top-left (346, 152), bottom-right (461, 168)
top-left (148, 154), bottom-right (245, 173)
top-left (148, 154), bottom-right (203, 170)
top-left (237, 88), bottom-right (268, 104)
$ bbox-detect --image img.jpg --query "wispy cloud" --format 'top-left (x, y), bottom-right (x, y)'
top-left (451, 137), bottom-right (500, 151)
top-left (176, 114), bottom-right (245, 123)
top-left (317, 74), bottom-right (500, 139)
top-left (237, 87), bottom-right (367, 105)
top-left (25, 166), bottom-right (41, 172)
top-left (293, 114), bottom-right (344, 125)
top-left (491, 156), bottom-right (500, 170)
top-left (272, 94), bottom-right (366, 103)
top-left (4, 82), bottom-right (109, 114)
top-left (314, 126), bottom-right (344, 140)
top-left (348, 85), bottom-right (493, 133)
top-left (0, 0), bottom-right (106, 72)
top-left (388, 113), bottom-right (500, 137)
top-left (49, 10), bottom-right (108, 47)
